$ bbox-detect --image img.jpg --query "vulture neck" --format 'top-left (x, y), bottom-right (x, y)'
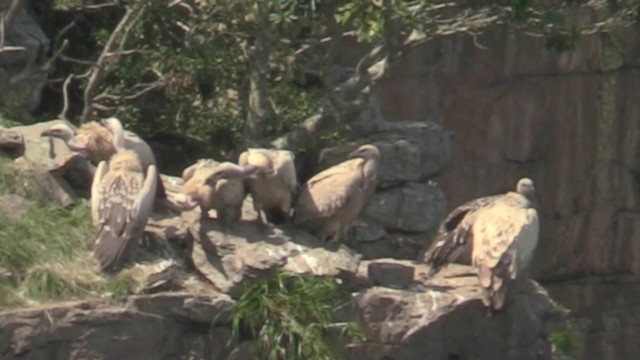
top-left (111, 123), bottom-right (126, 151)
top-left (361, 156), bottom-right (379, 180)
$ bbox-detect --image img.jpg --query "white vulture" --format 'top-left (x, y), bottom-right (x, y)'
top-left (423, 178), bottom-right (539, 311)
top-left (41, 118), bottom-right (167, 200)
top-left (238, 148), bottom-right (298, 226)
top-left (90, 121), bottom-right (157, 273)
top-left (177, 160), bottom-right (258, 225)
top-left (292, 144), bottom-right (380, 243)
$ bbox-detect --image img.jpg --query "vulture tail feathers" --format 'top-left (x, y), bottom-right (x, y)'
top-left (423, 227), bottom-right (470, 276)
top-left (93, 227), bottom-right (137, 273)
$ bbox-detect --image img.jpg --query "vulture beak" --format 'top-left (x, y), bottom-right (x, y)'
top-left (347, 148), bottom-right (362, 159)
top-left (40, 129), bottom-right (54, 137)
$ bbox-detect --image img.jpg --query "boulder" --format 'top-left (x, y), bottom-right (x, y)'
top-left (0, 0), bottom-right (50, 122)
top-left (0, 293), bottom-right (235, 360)
top-left (346, 264), bottom-right (568, 360)
top-left (363, 181), bottom-right (447, 233)
top-left (318, 121), bottom-right (454, 187)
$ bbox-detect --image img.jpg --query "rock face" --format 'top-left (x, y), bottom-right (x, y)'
top-left (0, 0), bottom-right (50, 123)
top-left (358, 23), bottom-right (640, 360)
top-left (315, 121), bottom-right (451, 260)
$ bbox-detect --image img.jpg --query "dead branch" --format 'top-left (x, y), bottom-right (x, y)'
top-left (93, 79), bottom-right (164, 103)
top-left (2, 0), bottom-right (26, 36)
top-left (10, 39), bottom-right (68, 85)
top-left (80, 5), bottom-right (143, 123)
top-left (59, 74), bottom-right (75, 120)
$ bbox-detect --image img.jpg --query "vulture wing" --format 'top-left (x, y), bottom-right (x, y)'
top-left (93, 170), bottom-right (145, 273)
top-left (472, 200), bottom-right (539, 310)
top-left (91, 161), bottom-right (109, 227)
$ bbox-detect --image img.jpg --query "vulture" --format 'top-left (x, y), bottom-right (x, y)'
top-left (292, 144), bottom-right (380, 243)
top-left (423, 178), bottom-right (539, 312)
top-left (238, 148), bottom-right (298, 226)
top-left (177, 160), bottom-right (257, 224)
top-left (90, 121), bottom-right (157, 273)
top-left (41, 118), bottom-right (167, 200)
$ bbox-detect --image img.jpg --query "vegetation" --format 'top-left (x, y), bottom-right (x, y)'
top-left (0, 157), bottom-right (138, 310)
top-left (0, 0), bottom-right (635, 164)
top-left (549, 302), bottom-right (579, 357)
top-left (231, 271), bottom-right (368, 360)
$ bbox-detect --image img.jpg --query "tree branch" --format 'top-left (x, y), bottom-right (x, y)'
top-left (80, 5), bottom-right (143, 123)
top-left (1, 0), bottom-right (26, 37)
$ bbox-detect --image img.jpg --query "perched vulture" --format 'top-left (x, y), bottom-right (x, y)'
top-left (41, 118), bottom-right (167, 199)
top-left (101, 117), bottom-right (166, 200)
top-left (238, 148), bottom-right (298, 225)
top-left (91, 122), bottom-right (157, 273)
top-left (423, 178), bottom-right (539, 311)
top-left (292, 144), bottom-right (380, 243)
top-left (177, 160), bottom-right (257, 224)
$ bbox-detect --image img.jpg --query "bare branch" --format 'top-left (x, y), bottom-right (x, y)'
top-left (93, 79), bottom-right (164, 103)
top-left (59, 74), bottom-right (75, 120)
top-left (104, 49), bottom-right (141, 58)
top-left (80, 5), bottom-right (144, 123)
top-left (9, 39), bottom-right (68, 85)
top-left (2, 0), bottom-right (27, 36)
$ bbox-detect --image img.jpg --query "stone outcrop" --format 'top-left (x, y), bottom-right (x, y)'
top-left (351, 22), bottom-right (640, 360)
top-left (0, 0), bottom-right (50, 123)
top-left (0, 122), bottom-right (567, 360)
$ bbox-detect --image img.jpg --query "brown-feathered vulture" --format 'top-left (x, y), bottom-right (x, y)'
top-left (423, 178), bottom-right (539, 311)
top-left (292, 144), bottom-right (380, 243)
top-left (41, 118), bottom-right (167, 200)
top-left (90, 121), bottom-right (158, 273)
top-left (177, 160), bottom-right (258, 224)
top-left (238, 148), bottom-right (298, 225)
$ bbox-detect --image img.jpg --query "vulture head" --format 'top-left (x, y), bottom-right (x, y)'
top-left (516, 177), bottom-right (537, 206)
top-left (40, 123), bottom-right (89, 155)
top-left (348, 144), bottom-right (380, 161)
top-left (204, 163), bottom-right (259, 187)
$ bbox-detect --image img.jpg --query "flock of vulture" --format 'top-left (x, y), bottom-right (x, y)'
top-left (40, 117), bottom-right (539, 312)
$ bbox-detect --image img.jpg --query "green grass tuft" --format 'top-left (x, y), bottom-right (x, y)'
top-left (0, 158), bottom-right (139, 310)
top-left (232, 271), bottom-right (368, 360)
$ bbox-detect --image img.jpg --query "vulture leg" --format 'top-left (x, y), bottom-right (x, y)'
top-left (91, 161), bottom-right (109, 227)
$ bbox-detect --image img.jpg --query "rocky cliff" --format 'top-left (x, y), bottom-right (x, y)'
top-left (364, 23), bottom-right (640, 360)
top-left (0, 121), bottom-right (567, 360)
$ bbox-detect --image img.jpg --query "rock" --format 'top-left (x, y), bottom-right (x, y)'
top-left (364, 181), bottom-right (447, 233)
top-left (0, 294), bottom-right (235, 360)
top-left (0, 126), bottom-right (24, 151)
top-left (318, 121), bottom-right (454, 186)
top-left (6, 159), bottom-right (76, 207)
top-left (188, 215), bottom-right (362, 297)
top-left (0, 193), bottom-right (29, 221)
top-left (346, 264), bottom-right (567, 360)
top-left (366, 260), bottom-right (415, 289)
top-left (0, 0), bottom-right (50, 122)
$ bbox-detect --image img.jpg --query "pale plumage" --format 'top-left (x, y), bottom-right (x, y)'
top-left (423, 178), bottom-right (539, 311)
top-left (41, 118), bottom-right (167, 199)
top-left (292, 144), bottom-right (380, 243)
top-left (179, 161), bottom-right (256, 224)
top-left (91, 125), bottom-right (157, 273)
top-left (238, 148), bottom-right (297, 225)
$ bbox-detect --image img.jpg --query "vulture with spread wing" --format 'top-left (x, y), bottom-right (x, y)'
top-left (423, 178), bottom-right (539, 311)
top-left (292, 144), bottom-right (380, 243)
top-left (91, 121), bottom-right (157, 273)
top-left (238, 148), bottom-right (297, 225)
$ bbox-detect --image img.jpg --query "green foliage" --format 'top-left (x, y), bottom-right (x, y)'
top-left (549, 302), bottom-right (579, 357)
top-left (232, 271), bottom-right (367, 360)
top-left (0, 158), bottom-right (136, 310)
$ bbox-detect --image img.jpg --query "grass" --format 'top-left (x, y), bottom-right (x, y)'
top-left (0, 157), bottom-right (138, 310)
top-left (549, 302), bottom-right (579, 357)
top-left (231, 271), bottom-right (368, 360)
